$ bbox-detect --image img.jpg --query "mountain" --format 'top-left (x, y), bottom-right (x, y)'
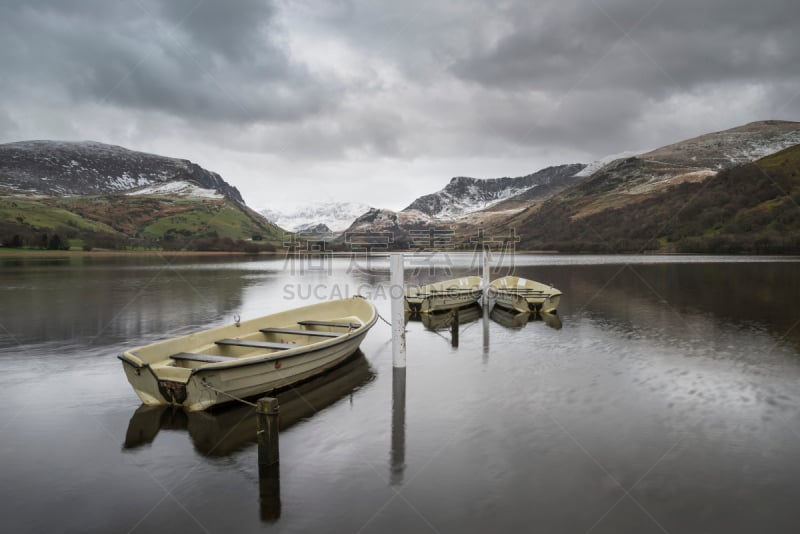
top-left (507, 128), bottom-right (800, 253)
top-left (561, 120), bottom-right (800, 215)
top-left (295, 222), bottom-right (333, 235)
top-left (0, 140), bottom-right (283, 251)
top-left (337, 119), bottom-right (800, 253)
top-left (261, 202), bottom-right (371, 233)
top-left (574, 150), bottom-right (642, 178)
top-left (338, 164), bottom-right (588, 244)
top-left (338, 208), bottom-right (434, 249)
top-left (0, 140), bottom-right (245, 203)
top-left (403, 164), bottom-right (586, 218)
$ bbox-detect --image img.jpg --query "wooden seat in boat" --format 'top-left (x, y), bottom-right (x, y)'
top-left (259, 327), bottom-right (341, 338)
top-left (215, 339), bottom-right (298, 350)
top-left (170, 352), bottom-right (236, 363)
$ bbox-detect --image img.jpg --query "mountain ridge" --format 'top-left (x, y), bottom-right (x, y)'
top-left (0, 140), bottom-right (283, 250)
top-left (402, 163), bottom-right (586, 218)
top-left (0, 140), bottom-right (245, 204)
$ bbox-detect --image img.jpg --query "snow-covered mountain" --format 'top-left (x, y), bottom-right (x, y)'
top-left (639, 120), bottom-right (800, 168)
top-left (260, 202), bottom-right (372, 233)
top-left (570, 120), bottom-right (800, 198)
top-left (574, 151), bottom-right (642, 178)
top-left (402, 164), bottom-right (586, 219)
top-left (0, 140), bottom-right (244, 203)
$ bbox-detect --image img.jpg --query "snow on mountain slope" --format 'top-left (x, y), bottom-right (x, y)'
top-left (260, 202), bottom-right (372, 233)
top-left (559, 120), bottom-right (800, 211)
top-left (125, 180), bottom-right (223, 199)
top-left (0, 140), bottom-right (244, 203)
top-left (639, 120), bottom-right (800, 169)
top-left (403, 164), bottom-right (586, 219)
top-left (574, 151), bottom-right (642, 178)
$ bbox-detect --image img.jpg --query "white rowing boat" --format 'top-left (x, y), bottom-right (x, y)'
top-left (489, 276), bottom-right (562, 313)
top-left (119, 297), bottom-right (377, 411)
top-left (404, 276), bottom-right (483, 313)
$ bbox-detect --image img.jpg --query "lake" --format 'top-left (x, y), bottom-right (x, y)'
top-left (1, 253), bottom-right (799, 533)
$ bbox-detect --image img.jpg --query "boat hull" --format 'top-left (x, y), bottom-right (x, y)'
top-left (489, 276), bottom-right (562, 313)
top-left (120, 298), bottom-right (377, 411)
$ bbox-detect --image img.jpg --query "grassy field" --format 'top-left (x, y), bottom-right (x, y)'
top-left (0, 194), bottom-right (286, 250)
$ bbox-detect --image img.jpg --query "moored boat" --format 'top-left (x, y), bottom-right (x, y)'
top-left (119, 297), bottom-right (377, 412)
top-left (489, 276), bottom-right (562, 313)
top-left (404, 276), bottom-right (483, 313)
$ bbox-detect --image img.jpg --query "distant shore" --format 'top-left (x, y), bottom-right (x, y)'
top-left (0, 248), bottom-right (284, 258)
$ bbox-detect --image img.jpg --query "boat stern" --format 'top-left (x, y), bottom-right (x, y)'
top-left (119, 353), bottom-right (192, 407)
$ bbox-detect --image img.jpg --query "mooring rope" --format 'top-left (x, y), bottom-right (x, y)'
top-left (376, 312), bottom-right (393, 327)
top-left (201, 381), bottom-right (257, 408)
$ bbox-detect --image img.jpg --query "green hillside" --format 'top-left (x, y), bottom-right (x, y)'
top-left (511, 144), bottom-right (800, 254)
top-left (0, 195), bottom-right (286, 252)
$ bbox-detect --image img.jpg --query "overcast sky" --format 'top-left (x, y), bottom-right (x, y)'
top-left (1, 0), bottom-right (798, 211)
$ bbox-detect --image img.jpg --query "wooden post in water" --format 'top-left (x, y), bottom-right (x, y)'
top-left (390, 254), bottom-right (406, 368)
top-left (257, 397), bottom-right (281, 522)
top-left (451, 308), bottom-right (459, 347)
top-left (257, 397), bottom-right (280, 467)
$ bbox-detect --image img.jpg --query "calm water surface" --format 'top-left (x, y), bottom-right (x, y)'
top-left (1, 254), bottom-right (800, 533)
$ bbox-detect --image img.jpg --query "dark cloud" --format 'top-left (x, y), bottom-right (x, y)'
top-left (158, 0), bottom-right (277, 61)
top-left (0, 0), bottom-right (337, 123)
top-left (451, 0), bottom-right (800, 94)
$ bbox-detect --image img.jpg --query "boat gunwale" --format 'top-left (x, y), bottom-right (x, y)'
top-left (118, 299), bottom-right (378, 376)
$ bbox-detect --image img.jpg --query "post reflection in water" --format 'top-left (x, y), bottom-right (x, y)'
top-left (258, 464), bottom-right (281, 523)
top-left (122, 353), bottom-right (375, 523)
top-left (482, 303), bottom-right (490, 359)
top-left (390, 366), bottom-right (407, 486)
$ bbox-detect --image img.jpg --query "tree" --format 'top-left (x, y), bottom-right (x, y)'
top-left (47, 234), bottom-right (67, 250)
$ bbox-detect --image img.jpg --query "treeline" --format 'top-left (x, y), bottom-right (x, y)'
top-left (1, 232), bottom-right (70, 250)
top-left (1, 228), bottom-right (278, 253)
top-left (518, 149), bottom-right (800, 254)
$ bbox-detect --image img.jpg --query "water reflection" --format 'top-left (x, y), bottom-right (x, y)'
top-left (406, 303), bottom-right (483, 331)
top-left (489, 304), bottom-right (563, 330)
top-left (390, 367), bottom-right (406, 486)
top-left (123, 353), bottom-right (375, 455)
top-left (123, 353), bottom-right (374, 523)
top-left (0, 256), bottom-right (264, 347)
top-left (4, 256), bottom-right (800, 533)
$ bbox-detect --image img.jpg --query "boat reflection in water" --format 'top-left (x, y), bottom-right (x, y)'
top-left (490, 304), bottom-right (562, 330)
top-left (123, 352), bottom-right (375, 522)
top-left (406, 302), bottom-right (483, 331)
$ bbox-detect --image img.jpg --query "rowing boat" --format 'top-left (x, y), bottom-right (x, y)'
top-left (489, 276), bottom-right (562, 313)
top-left (404, 276), bottom-right (483, 313)
top-left (119, 297), bottom-right (377, 411)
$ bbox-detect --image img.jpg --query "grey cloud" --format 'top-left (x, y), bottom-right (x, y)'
top-left (1, 0), bottom-right (799, 206)
top-left (451, 0), bottom-right (800, 96)
top-left (158, 0), bottom-right (278, 61)
top-left (0, 0), bottom-right (338, 123)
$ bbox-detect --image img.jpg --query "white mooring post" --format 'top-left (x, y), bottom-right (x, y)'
top-left (481, 247), bottom-right (490, 306)
top-left (390, 254), bottom-right (406, 368)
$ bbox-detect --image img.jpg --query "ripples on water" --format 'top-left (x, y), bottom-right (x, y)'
top-left (0, 254), bottom-right (799, 533)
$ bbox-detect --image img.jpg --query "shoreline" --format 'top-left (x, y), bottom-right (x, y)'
top-left (2, 248), bottom-right (797, 259)
top-left (0, 249), bottom-right (285, 258)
